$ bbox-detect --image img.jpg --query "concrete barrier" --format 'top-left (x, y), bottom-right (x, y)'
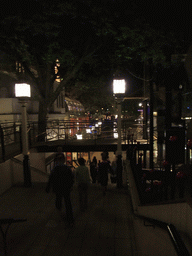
top-left (0, 153), bottom-right (50, 195)
top-left (0, 159), bottom-right (13, 195)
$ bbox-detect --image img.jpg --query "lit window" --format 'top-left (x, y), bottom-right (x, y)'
top-left (54, 59), bottom-right (61, 82)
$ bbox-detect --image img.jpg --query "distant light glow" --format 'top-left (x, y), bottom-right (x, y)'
top-left (153, 112), bottom-right (157, 116)
top-left (114, 133), bottom-right (118, 138)
top-left (76, 134), bottom-right (82, 140)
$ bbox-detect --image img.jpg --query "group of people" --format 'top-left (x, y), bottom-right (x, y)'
top-left (45, 150), bottom-right (114, 227)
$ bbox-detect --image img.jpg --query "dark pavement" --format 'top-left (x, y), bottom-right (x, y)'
top-left (0, 162), bottom-right (182, 256)
top-left (0, 182), bottom-right (138, 256)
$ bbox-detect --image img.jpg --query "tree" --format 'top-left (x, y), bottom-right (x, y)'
top-left (0, 0), bottom-right (180, 141)
top-left (0, 0), bottom-right (117, 140)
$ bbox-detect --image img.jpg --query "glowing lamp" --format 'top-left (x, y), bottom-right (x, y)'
top-left (15, 83), bottom-right (31, 98)
top-left (113, 79), bottom-right (125, 94)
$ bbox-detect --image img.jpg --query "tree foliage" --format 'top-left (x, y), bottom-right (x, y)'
top-left (0, 0), bottom-right (182, 138)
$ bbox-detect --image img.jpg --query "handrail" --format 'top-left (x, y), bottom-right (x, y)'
top-left (135, 214), bottom-right (190, 256)
top-left (45, 156), bottom-right (79, 173)
top-left (0, 218), bottom-right (27, 256)
top-left (11, 158), bottom-right (49, 177)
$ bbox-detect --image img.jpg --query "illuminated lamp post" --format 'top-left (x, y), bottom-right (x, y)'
top-left (15, 83), bottom-right (32, 187)
top-left (113, 75), bottom-right (126, 188)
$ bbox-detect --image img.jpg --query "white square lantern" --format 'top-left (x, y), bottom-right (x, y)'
top-left (113, 79), bottom-right (126, 94)
top-left (15, 83), bottom-right (31, 98)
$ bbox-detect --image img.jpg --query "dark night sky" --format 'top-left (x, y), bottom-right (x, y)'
top-left (107, 0), bottom-right (192, 95)
top-left (122, 0), bottom-right (192, 47)
top-left (1, 0), bottom-right (192, 46)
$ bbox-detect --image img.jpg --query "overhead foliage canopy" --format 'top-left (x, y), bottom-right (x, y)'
top-left (0, 0), bottom-right (182, 120)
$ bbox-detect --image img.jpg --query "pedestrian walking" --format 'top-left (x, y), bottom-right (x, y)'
top-left (98, 152), bottom-right (112, 196)
top-left (46, 154), bottom-right (74, 227)
top-left (75, 158), bottom-right (91, 211)
top-left (92, 156), bottom-right (97, 166)
top-left (90, 158), bottom-right (97, 183)
top-left (54, 146), bottom-right (64, 166)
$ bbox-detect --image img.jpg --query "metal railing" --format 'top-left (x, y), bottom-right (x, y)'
top-left (125, 159), bottom-right (191, 256)
top-left (0, 119), bottom-right (142, 162)
top-left (135, 214), bottom-right (190, 256)
top-left (11, 157), bottom-right (49, 178)
top-left (130, 157), bottom-right (192, 204)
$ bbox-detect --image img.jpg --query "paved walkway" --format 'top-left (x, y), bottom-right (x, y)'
top-left (0, 182), bottom-right (138, 256)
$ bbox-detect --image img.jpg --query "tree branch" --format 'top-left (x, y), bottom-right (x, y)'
top-left (47, 47), bottom-right (100, 107)
top-left (22, 63), bottom-right (43, 100)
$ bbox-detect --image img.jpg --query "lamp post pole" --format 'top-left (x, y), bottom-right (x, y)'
top-left (113, 76), bottom-right (126, 188)
top-left (117, 98), bottom-right (122, 156)
top-left (116, 97), bottom-right (123, 188)
top-left (21, 101), bottom-right (31, 187)
top-left (15, 83), bottom-right (32, 187)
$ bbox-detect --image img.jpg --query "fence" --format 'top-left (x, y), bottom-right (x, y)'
top-left (0, 119), bottom-right (142, 162)
top-left (128, 149), bottom-right (192, 205)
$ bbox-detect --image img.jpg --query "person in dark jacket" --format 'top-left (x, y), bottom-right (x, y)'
top-left (92, 156), bottom-right (97, 166)
top-left (54, 146), bottom-right (64, 166)
top-left (46, 154), bottom-right (74, 226)
top-left (98, 152), bottom-right (112, 195)
top-left (75, 158), bottom-right (91, 211)
top-left (90, 161), bottom-right (97, 183)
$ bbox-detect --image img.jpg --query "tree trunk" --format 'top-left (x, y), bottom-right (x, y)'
top-left (38, 100), bottom-right (48, 142)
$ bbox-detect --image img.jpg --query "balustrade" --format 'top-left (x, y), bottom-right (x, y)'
top-left (130, 154), bottom-right (192, 205)
top-left (0, 119), bottom-right (134, 162)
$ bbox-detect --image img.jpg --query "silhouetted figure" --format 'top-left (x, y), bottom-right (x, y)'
top-left (90, 157), bottom-right (97, 183)
top-left (92, 156), bottom-right (97, 166)
top-left (98, 152), bottom-right (112, 195)
top-left (46, 154), bottom-right (74, 227)
top-left (111, 156), bottom-right (117, 183)
top-left (75, 158), bottom-right (91, 211)
top-left (54, 146), bottom-right (64, 166)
